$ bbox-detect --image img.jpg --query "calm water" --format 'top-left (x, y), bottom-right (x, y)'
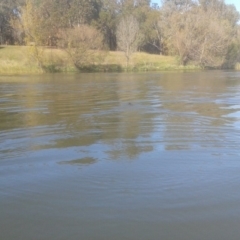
top-left (1, 71), bottom-right (240, 240)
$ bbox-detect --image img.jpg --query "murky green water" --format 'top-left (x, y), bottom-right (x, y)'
top-left (1, 71), bottom-right (240, 240)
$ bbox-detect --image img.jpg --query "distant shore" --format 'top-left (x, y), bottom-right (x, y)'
top-left (0, 45), bottom-right (204, 75)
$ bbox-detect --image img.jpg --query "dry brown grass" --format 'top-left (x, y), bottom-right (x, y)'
top-left (0, 45), bottom-right (201, 74)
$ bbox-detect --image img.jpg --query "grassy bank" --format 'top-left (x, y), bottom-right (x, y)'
top-left (0, 45), bottom-right (201, 74)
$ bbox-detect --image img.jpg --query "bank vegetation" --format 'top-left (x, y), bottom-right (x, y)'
top-left (0, 0), bottom-right (240, 73)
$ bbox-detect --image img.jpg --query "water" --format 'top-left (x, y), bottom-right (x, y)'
top-left (0, 71), bottom-right (240, 240)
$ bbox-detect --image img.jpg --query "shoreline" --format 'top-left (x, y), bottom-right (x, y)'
top-left (0, 45), bottom-right (203, 75)
top-left (2, 45), bottom-right (239, 75)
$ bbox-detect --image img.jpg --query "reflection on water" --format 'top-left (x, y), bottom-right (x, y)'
top-left (1, 71), bottom-right (240, 240)
top-left (59, 157), bottom-right (97, 165)
top-left (1, 72), bottom-right (239, 160)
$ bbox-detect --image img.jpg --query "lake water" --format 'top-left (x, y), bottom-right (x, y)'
top-left (0, 71), bottom-right (240, 240)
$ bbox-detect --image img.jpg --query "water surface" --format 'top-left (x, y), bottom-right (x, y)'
top-left (1, 71), bottom-right (240, 240)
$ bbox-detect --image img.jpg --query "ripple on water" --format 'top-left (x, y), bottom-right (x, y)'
top-left (58, 157), bottom-right (97, 166)
top-left (1, 72), bottom-right (240, 240)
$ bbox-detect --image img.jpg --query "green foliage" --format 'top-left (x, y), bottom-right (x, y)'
top-left (76, 64), bottom-right (123, 72)
top-left (223, 41), bottom-right (240, 68)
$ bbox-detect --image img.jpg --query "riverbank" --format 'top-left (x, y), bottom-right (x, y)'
top-left (0, 45), bottom-right (201, 74)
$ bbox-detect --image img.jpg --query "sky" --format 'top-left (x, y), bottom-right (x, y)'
top-left (151, 0), bottom-right (240, 12)
top-left (225, 0), bottom-right (240, 12)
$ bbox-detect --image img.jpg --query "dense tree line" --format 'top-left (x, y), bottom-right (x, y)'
top-left (1, 0), bottom-right (240, 68)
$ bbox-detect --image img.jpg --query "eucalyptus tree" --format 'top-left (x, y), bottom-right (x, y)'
top-left (95, 0), bottom-right (118, 50)
top-left (139, 5), bottom-right (163, 53)
top-left (21, 0), bottom-right (102, 46)
top-left (0, 0), bottom-right (24, 44)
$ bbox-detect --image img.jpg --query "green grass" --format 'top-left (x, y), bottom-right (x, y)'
top-left (0, 46), bottom-right (41, 74)
top-left (0, 45), bottom-right (201, 74)
top-left (104, 51), bottom-right (202, 71)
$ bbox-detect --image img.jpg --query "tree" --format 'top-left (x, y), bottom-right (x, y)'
top-left (95, 0), bottom-right (118, 50)
top-left (20, 0), bottom-right (46, 69)
top-left (140, 6), bottom-right (164, 54)
top-left (21, 0), bottom-right (51, 45)
top-left (159, 0), bottom-right (240, 68)
top-left (161, 0), bottom-right (195, 12)
top-left (116, 15), bottom-right (142, 68)
top-left (58, 25), bottom-right (106, 70)
top-left (20, 0), bottom-right (102, 47)
top-left (0, 0), bottom-right (24, 44)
